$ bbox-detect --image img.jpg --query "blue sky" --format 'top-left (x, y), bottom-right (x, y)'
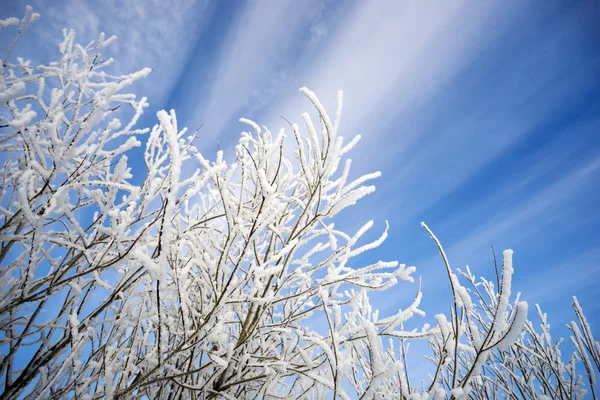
top-left (2, 0), bottom-right (599, 357)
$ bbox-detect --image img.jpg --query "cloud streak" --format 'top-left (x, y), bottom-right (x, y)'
top-left (188, 0), bottom-right (331, 144)
top-left (4, 0), bottom-right (213, 109)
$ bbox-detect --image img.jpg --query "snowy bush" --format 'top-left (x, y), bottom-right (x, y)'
top-left (0, 6), bottom-right (597, 400)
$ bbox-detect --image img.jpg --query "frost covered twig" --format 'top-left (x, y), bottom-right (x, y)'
top-left (0, 6), bottom-right (597, 400)
top-left (419, 225), bottom-right (597, 400)
top-left (0, 9), bottom-right (428, 399)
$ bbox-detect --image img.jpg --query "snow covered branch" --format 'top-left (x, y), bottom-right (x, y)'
top-left (0, 6), bottom-right (596, 400)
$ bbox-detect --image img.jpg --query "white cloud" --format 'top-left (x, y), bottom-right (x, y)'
top-left (261, 1), bottom-right (508, 135)
top-left (453, 158), bottom-right (599, 256)
top-left (191, 0), bottom-right (330, 143)
top-left (29, 0), bottom-right (213, 106)
top-left (405, 157), bottom-right (600, 311)
top-left (521, 248), bottom-right (600, 305)
top-left (246, 1), bottom-right (600, 246)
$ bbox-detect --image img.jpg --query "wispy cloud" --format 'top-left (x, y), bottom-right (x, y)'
top-left (7, 0), bottom-right (213, 108)
top-left (443, 158), bottom-right (599, 262)
top-left (259, 1), bottom-right (507, 134)
top-left (188, 0), bottom-right (331, 143)
top-left (521, 248), bottom-right (599, 305)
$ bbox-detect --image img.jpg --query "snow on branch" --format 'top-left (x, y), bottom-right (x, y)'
top-left (0, 7), bottom-right (596, 400)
